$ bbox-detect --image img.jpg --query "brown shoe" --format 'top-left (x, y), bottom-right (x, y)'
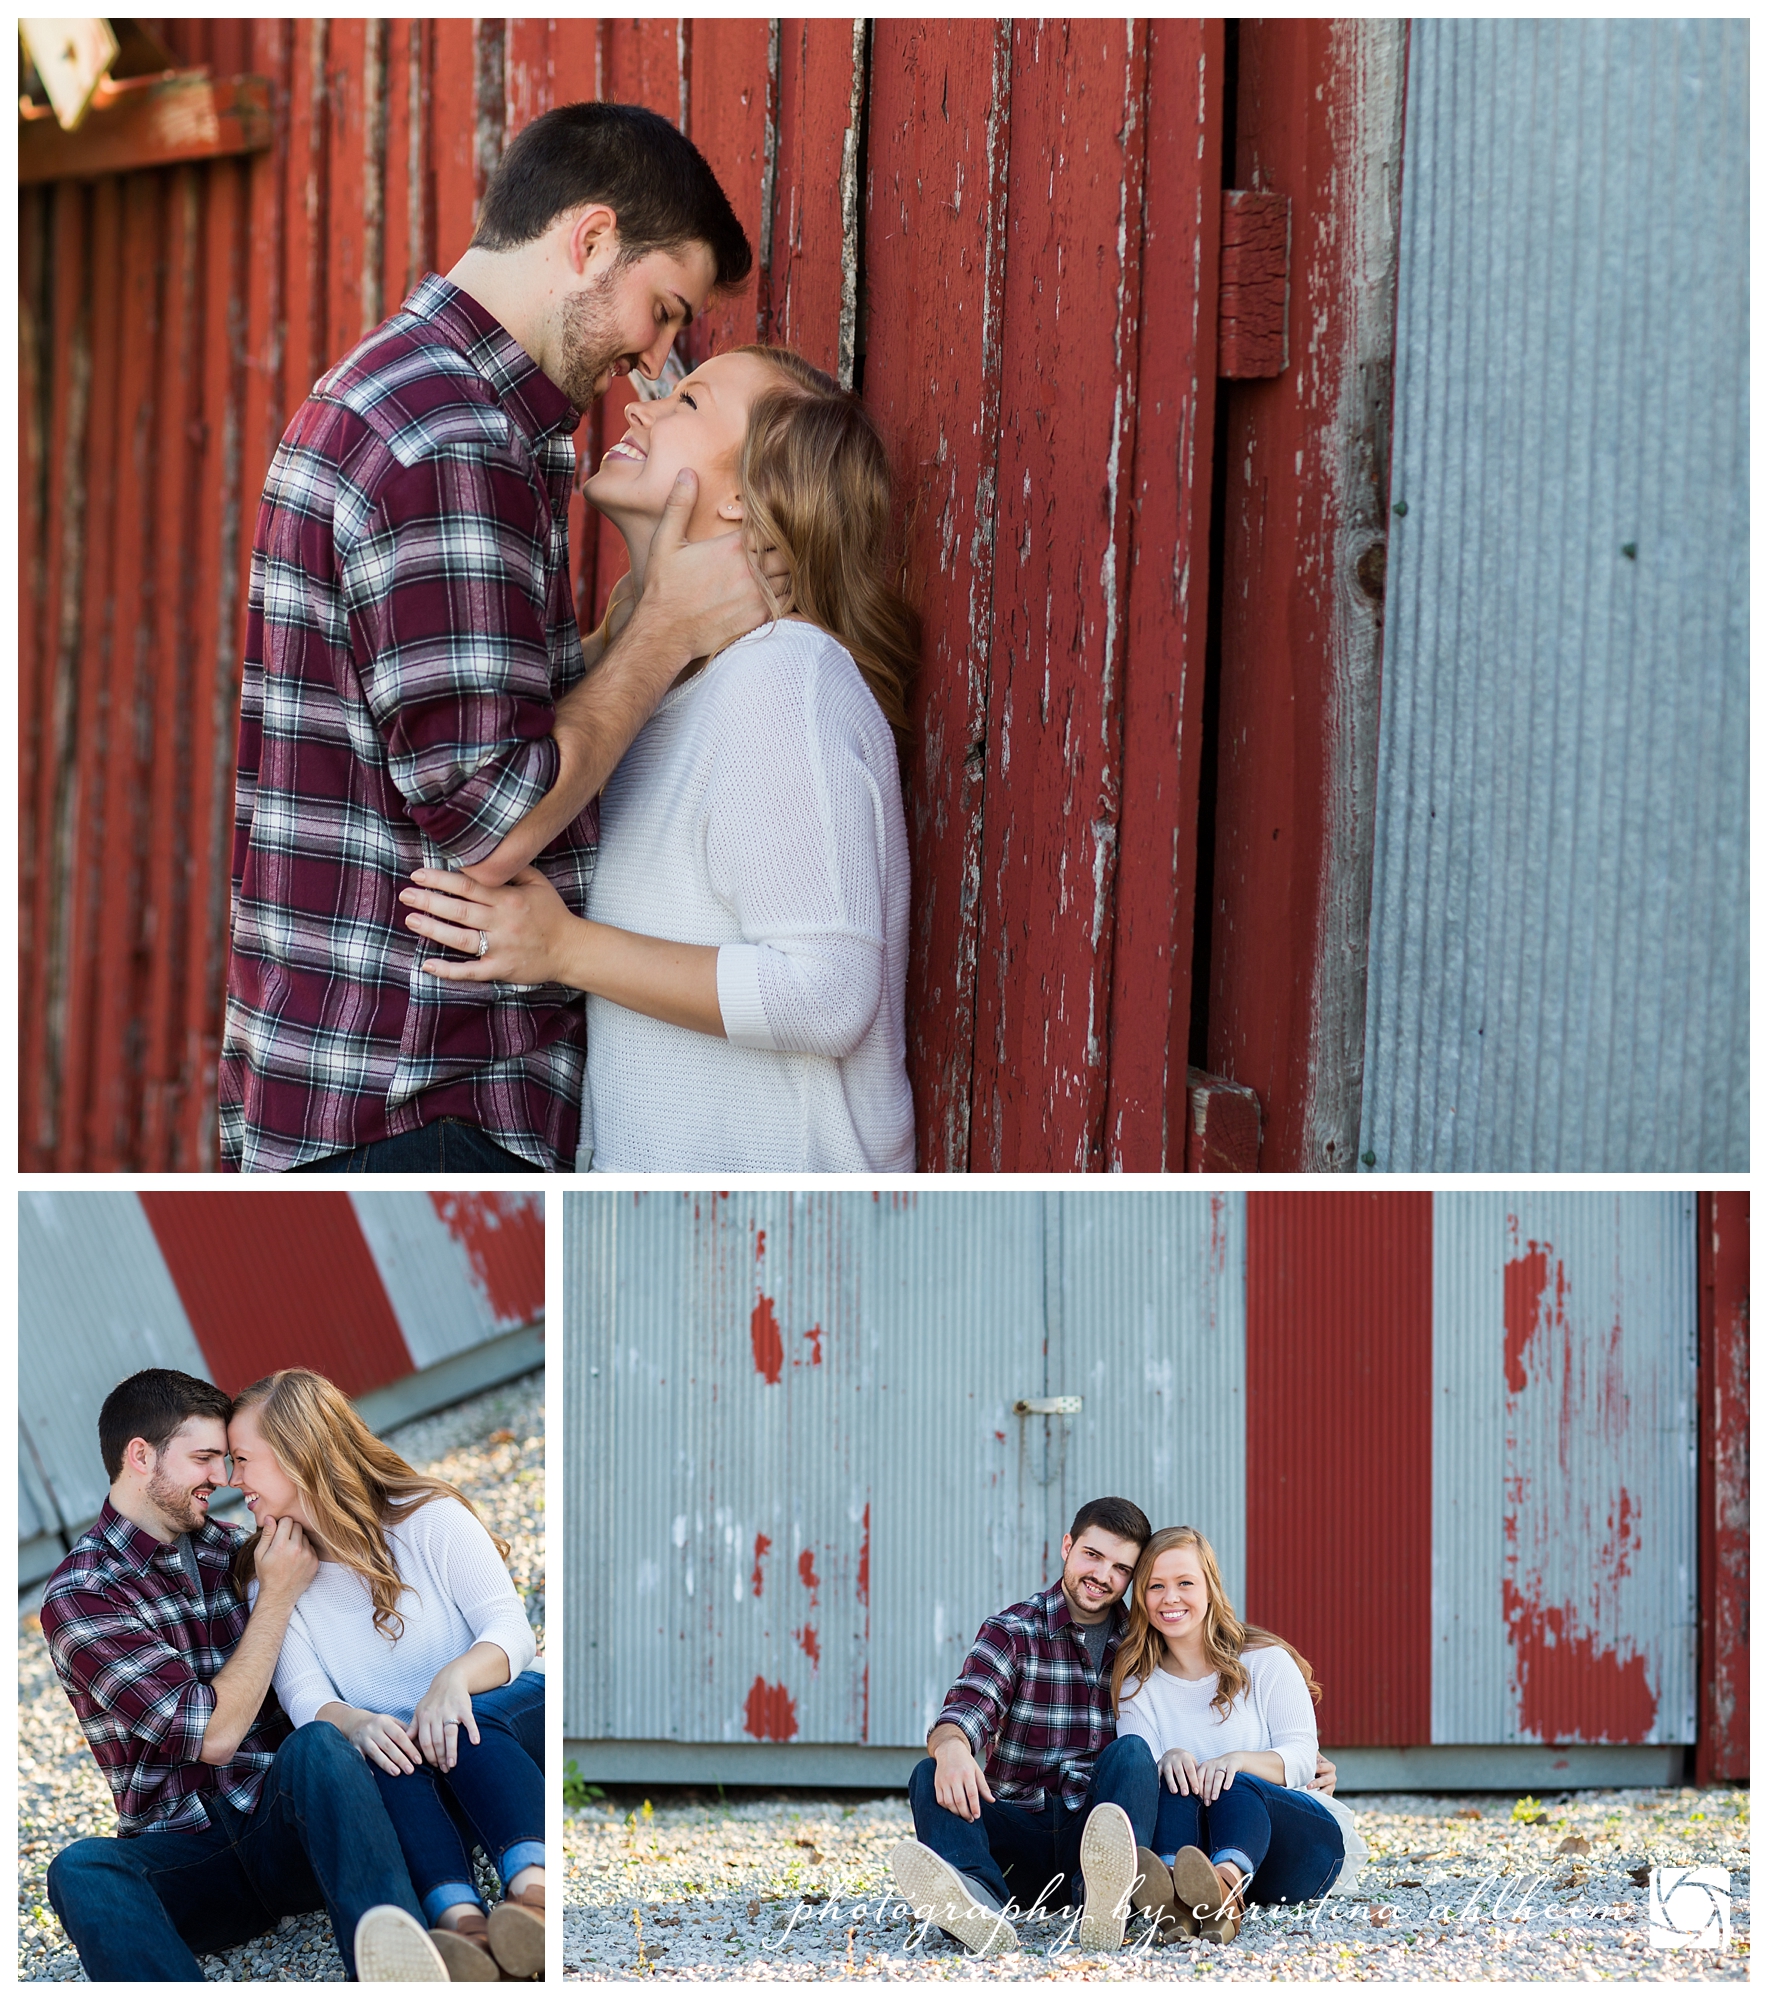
top-left (487, 1883), bottom-right (545, 1980)
top-left (1129, 1847), bottom-right (1197, 1943)
top-left (429, 1908), bottom-right (502, 1980)
top-left (1168, 1847), bottom-right (1227, 1935)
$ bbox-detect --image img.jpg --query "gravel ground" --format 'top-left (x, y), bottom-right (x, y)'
top-left (18, 1369), bottom-right (545, 1983)
top-left (564, 1784), bottom-right (1749, 1981)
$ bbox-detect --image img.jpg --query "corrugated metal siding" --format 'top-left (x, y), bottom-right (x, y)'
top-left (571, 1189), bottom-right (1703, 1753)
top-left (565, 1190), bottom-right (1250, 1746)
top-left (1431, 1193), bottom-right (1697, 1744)
top-left (19, 1191), bottom-right (214, 1542)
top-left (1360, 19), bottom-right (1750, 1170)
top-left (350, 1191), bottom-right (545, 1368)
top-left (20, 17), bottom-right (1223, 1173)
top-left (1246, 1193), bottom-right (1434, 1744)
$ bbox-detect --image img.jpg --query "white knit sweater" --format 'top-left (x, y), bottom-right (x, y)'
top-left (1118, 1647), bottom-right (1368, 1895)
top-left (254, 1497), bottom-right (536, 1731)
top-left (577, 619), bottom-right (915, 1172)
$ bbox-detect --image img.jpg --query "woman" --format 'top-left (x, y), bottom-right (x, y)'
top-left (229, 1370), bottom-right (545, 1981)
top-left (1111, 1527), bottom-right (1366, 1943)
top-left (397, 345), bottom-right (918, 1172)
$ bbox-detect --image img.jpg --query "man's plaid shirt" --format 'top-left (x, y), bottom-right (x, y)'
top-left (934, 1581), bottom-right (1126, 1812)
top-left (221, 274), bottom-right (598, 1172)
top-left (39, 1501), bottom-right (290, 1836)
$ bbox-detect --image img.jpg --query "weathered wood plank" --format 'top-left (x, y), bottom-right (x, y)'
top-left (18, 73), bottom-right (273, 185)
top-left (864, 20), bottom-right (1013, 1170)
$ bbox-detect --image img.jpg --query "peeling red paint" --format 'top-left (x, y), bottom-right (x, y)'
top-left (750, 1533), bottom-right (771, 1596)
top-left (1502, 1237), bottom-right (1563, 1396)
top-left (743, 1676), bottom-right (799, 1742)
top-left (856, 1503), bottom-right (870, 1607)
top-left (1503, 1580), bottom-right (1658, 1742)
top-left (427, 1192), bottom-right (545, 1327)
top-left (797, 1548), bottom-right (821, 1605)
top-left (796, 1624), bottom-right (821, 1667)
top-left (803, 1323), bottom-right (824, 1366)
top-left (861, 1661), bottom-right (869, 1742)
top-left (1597, 1488), bottom-right (1640, 1584)
top-left (750, 1295), bottom-right (783, 1384)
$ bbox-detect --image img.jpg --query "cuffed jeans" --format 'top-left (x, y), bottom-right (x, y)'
top-left (372, 1675), bottom-right (546, 1926)
top-left (1152, 1771), bottom-right (1344, 1905)
top-left (291, 1118), bottom-right (539, 1174)
top-left (908, 1734), bottom-right (1159, 1913)
top-left (45, 1721), bottom-right (423, 1981)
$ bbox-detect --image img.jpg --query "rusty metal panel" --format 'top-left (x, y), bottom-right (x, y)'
top-left (1206, 19), bottom-right (1406, 1171)
top-left (1361, 18), bottom-right (1750, 1171)
top-left (350, 1191), bottom-right (546, 1368)
top-left (1431, 1193), bottom-right (1698, 1746)
top-left (18, 1191), bottom-right (213, 1544)
top-left (563, 1190), bottom-right (1252, 1748)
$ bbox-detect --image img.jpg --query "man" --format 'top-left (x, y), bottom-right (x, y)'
top-left (890, 1498), bottom-right (1339, 1957)
top-left (40, 1369), bottom-right (447, 1981)
top-left (889, 1498), bottom-right (1160, 1955)
top-left (221, 101), bottom-right (779, 1171)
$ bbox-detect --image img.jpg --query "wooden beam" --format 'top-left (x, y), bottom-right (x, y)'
top-left (19, 73), bottom-right (272, 184)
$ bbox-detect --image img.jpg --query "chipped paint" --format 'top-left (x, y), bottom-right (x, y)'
top-left (750, 1296), bottom-right (784, 1384)
top-left (743, 1677), bottom-right (799, 1742)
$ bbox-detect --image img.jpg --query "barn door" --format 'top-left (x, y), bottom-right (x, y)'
top-left (866, 24), bottom-right (1225, 1171)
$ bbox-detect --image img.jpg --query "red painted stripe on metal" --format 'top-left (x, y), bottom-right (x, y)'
top-left (141, 1191), bottom-right (413, 1399)
top-left (427, 1192), bottom-right (547, 1329)
top-left (864, 19), bottom-right (1012, 1172)
top-left (967, 21), bottom-right (1151, 1170)
top-left (1245, 1191), bottom-right (1433, 1744)
top-left (1104, 21), bottom-right (1223, 1168)
top-left (1697, 1191), bottom-right (1749, 1783)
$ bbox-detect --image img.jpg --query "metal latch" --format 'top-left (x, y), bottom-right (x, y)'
top-left (1013, 1397), bottom-right (1083, 1416)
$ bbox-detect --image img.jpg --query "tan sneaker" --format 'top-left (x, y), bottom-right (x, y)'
top-left (355, 1905), bottom-right (454, 1981)
top-left (487, 1883), bottom-right (545, 1980)
top-left (889, 1841), bottom-right (1018, 1955)
top-left (1076, 1804), bottom-right (1137, 1951)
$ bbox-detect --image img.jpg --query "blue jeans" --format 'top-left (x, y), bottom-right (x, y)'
top-left (45, 1721), bottom-right (423, 1981)
top-left (908, 1734), bottom-right (1158, 1913)
top-left (291, 1119), bottom-right (540, 1173)
top-left (1152, 1770), bottom-right (1344, 1904)
top-left (371, 1674), bottom-right (546, 1925)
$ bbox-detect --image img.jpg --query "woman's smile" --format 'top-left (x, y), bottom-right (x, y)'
top-left (601, 433), bottom-right (647, 466)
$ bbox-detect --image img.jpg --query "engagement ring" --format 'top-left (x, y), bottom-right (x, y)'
top-left (476, 931), bottom-right (489, 959)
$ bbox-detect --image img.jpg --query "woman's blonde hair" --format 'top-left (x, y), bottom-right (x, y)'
top-left (1109, 1525), bottom-right (1322, 1721)
top-left (230, 1368), bottom-right (509, 1641)
top-left (729, 345), bottom-right (919, 740)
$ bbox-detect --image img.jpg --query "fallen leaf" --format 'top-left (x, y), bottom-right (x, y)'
top-left (1629, 1866), bottom-right (1652, 1888)
top-left (1370, 1907), bottom-right (1393, 1928)
top-left (488, 1428), bottom-right (516, 1444)
top-left (1556, 1872), bottom-right (1588, 1892)
top-left (1397, 1879), bottom-right (1423, 1889)
top-left (746, 1901), bottom-right (760, 1921)
top-left (1556, 1836), bottom-right (1591, 1856)
top-left (1455, 1808), bottom-right (1482, 1821)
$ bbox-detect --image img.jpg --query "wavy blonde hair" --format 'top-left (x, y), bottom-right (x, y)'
top-left (1109, 1525), bottom-right (1321, 1722)
top-left (729, 345), bottom-right (919, 740)
top-left (230, 1368), bottom-right (509, 1641)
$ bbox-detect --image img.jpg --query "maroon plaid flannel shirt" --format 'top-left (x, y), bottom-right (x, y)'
top-left (935, 1581), bottom-right (1126, 1812)
top-left (39, 1501), bottom-right (289, 1835)
top-left (220, 275), bottom-right (598, 1172)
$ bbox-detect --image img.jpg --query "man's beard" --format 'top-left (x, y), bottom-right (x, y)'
top-left (557, 267), bottom-right (638, 412)
top-left (147, 1466), bottom-right (214, 1536)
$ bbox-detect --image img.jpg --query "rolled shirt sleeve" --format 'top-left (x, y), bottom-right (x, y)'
top-left (705, 642), bottom-right (891, 1058)
top-left (934, 1614), bottom-right (1026, 1762)
top-left (342, 445), bottom-right (565, 865)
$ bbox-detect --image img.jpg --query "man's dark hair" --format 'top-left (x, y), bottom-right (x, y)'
top-left (472, 101), bottom-right (753, 291)
top-left (1068, 1497), bottom-right (1153, 1550)
top-left (98, 1369), bottom-right (231, 1481)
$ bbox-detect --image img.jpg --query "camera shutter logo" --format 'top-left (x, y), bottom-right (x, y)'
top-left (1647, 1869), bottom-right (1729, 1950)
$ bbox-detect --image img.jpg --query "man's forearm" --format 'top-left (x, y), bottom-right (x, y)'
top-left (201, 1594), bottom-right (296, 1764)
top-left (928, 1721), bottom-right (970, 1757)
top-left (463, 611), bottom-right (691, 888)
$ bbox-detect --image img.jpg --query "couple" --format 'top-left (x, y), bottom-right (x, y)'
top-left (889, 1497), bottom-right (1367, 1955)
top-left (221, 99), bottom-right (915, 1176)
top-left (39, 1367), bottom-right (545, 1982)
